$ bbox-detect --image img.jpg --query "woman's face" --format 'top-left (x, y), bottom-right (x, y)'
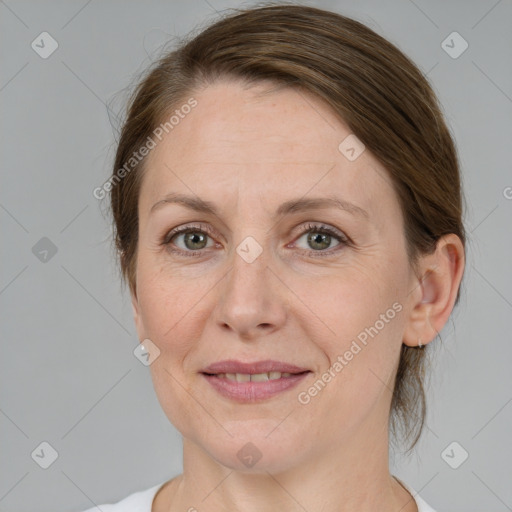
top-left (131, 79), bottom-right (420, 471)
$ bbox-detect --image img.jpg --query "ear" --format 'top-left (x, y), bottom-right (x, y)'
top-left (403, 233), bottom-right (465, 347)
top-left (130, 284), bottom-right (145, 342)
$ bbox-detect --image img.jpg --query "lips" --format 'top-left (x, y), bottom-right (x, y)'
top-left (200, 359), bottom-right (311, 402)
top-left (201, 359), bottom-right (310, 375)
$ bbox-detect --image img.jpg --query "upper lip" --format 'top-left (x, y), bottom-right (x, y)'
top-left (201, 359), bottom-right (310, 375)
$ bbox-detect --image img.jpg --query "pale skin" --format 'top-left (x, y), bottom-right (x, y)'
top-left (130, 78), bottom-right (465, 512)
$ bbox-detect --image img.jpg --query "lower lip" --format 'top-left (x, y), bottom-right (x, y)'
top-left (202, 372), bottom-right (310, 402)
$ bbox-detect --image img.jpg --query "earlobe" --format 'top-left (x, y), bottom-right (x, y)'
top-left (403, 234), bottom-right (465, 348)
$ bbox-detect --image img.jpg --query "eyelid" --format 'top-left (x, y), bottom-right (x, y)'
top-left (163, 223), bottom-right (216, 243)
top-left (290, 221), bottom-right (348, 242)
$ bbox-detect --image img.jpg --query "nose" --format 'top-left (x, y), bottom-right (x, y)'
top-left (212, 245), bottom-right (288, 340)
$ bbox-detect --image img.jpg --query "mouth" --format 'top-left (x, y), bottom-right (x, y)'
top-left (202, 371), bottom-right (309, 381)
top-left (200, 359), bottom-right (311, 402)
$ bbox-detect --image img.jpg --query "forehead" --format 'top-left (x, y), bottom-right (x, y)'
top-left (138, 79), bottom-right (398, 222)
top-left (163, 79), bottom-right (351, 160)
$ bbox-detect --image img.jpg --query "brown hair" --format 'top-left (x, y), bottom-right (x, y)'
top-left (110, 2), bottom-right (466, 454)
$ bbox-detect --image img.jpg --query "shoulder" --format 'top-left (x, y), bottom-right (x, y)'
top-left (415, 493), bottom-right (438, 512)
top-left (79, 481), bottom-right (167, 512)
top-left (393, 476), bottom-right (438, 512)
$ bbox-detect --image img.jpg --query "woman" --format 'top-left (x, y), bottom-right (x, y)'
top-left (84, 4), bottom-right (465, 511)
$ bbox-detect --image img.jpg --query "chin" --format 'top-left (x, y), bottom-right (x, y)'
top-left (197, 421), bottom-right (313, 474)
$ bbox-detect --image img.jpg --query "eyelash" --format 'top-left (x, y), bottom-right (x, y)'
top-left (161, 222), bottom-right (350, 258)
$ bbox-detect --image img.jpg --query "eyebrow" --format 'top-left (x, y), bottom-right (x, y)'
top-left (150, 192), bottom-right (369, 219)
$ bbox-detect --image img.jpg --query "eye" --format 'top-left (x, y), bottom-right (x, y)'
top-left (162, 222), bottom-right (350, 258)
top-left (293, 223), bottom-right (349, 256)
top-left (162, 224), bottom-right (216, 257)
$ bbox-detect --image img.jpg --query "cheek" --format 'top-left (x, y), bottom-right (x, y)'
top-left (137, 256), bottom-right (203, 333)
top-left (136, 266), bottom-right (208, 432)
top-left (294, 260), bottom-right (405, 411)
top-left (294, 258), bottom-right (403, 350)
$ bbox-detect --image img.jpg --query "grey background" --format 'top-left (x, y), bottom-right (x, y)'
top-left (1, 0), bottom-right (511, 511)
